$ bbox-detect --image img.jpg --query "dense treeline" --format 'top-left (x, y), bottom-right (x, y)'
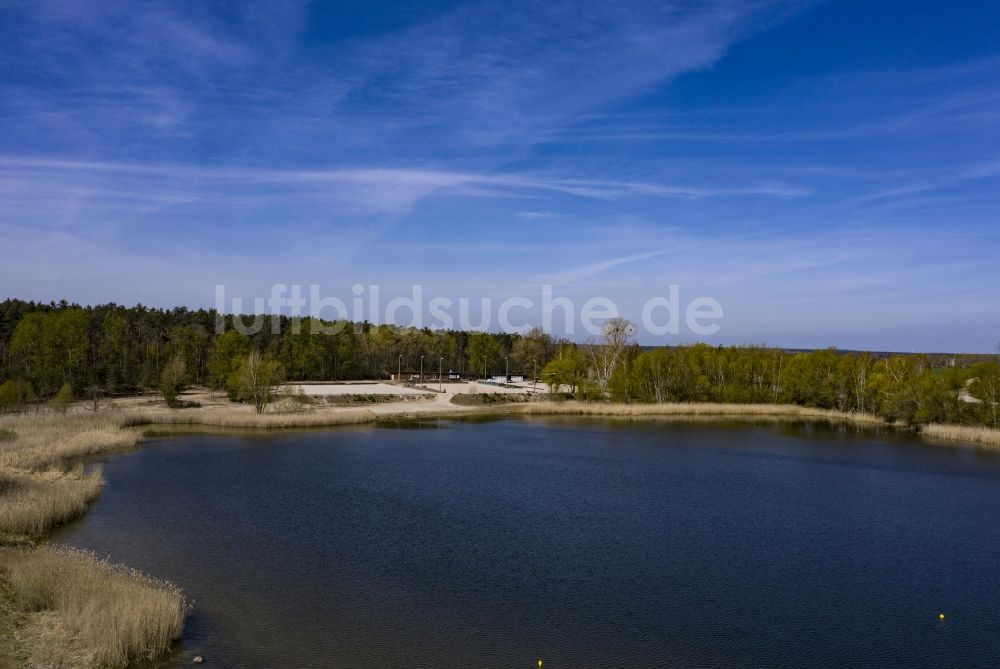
top-left (538, 318), bottom-right (999, 429)
top-left (618, 345), bottom-right (998, 427)
top-left (0, 299), bottom-right (554, 400)
top-left (0, 300), bottom-right (997, 429)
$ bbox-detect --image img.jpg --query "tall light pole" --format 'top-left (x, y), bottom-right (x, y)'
top-left (483, 356), bottom-right (487, 382)
top-left (420, 355), bottom-right (424, 384)
top-left (505, 356), bottom-right (509, 384)
top-left (439, 357), bottom-right (443, 392)
top-left (397, 354), bottom-right (402, 382)
top-left (533, 359), bottom-right (537, 392)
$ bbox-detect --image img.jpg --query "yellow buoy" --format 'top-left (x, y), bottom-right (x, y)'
top-left (939, 613), bottom-right (945, 620)
top-left (538, 661), bottom-right (543, 668)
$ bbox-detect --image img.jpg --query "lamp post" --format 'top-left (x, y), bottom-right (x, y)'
top-left (505, 356), bottom-right (509, 384)
top-left (397, 354), bottom-right (401, 382)
top-left (483, 356), bottom-right (487, 382)
top-left (439, 357), bottom-right (443, 392)
top-left (420, 355), bottom-right (424, 384)
top-left (533, 359), bottom-right (537, 392)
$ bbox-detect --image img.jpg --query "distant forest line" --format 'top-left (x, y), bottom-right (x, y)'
top-left (0, 299), bottom-right (997, 429)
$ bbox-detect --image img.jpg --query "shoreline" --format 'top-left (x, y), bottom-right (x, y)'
top-left (2, 397), bottom-right (999, 667)
top-left (123, 399), bottom-right (1000, 449)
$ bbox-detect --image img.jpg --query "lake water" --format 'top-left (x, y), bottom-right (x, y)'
top-left (54, 418), bottom-right (1000, 668)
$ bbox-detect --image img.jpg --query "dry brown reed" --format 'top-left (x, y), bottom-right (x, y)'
top-left (511, 401), bottom-right (882, 422)
top-left (0, 415), bottom-right (141, 538)
top-left (507, 401), bottom-right (1000, 448)
top-left (121, 407), bottom-right (377, 430)
top-left (921, 423), bottom-right (1000, 448)
top-left (4, 546), bottom-right (187, 667)
top-left (0, 468), bottom-right (103, 537)
top-left (0, 413), bottom-right (187, 667)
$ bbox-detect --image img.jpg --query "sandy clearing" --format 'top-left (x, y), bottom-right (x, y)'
top-left (289, 380), bottom-right (545, 397)
top-left (364, 381), bottom-right (545, 414)
top-left (90, 380), bottom-right (550, 419)
top-left (287, 383), bottom-right (430, 396)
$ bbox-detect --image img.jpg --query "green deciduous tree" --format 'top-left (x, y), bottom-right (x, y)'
top-left (779, 349), bottom-right (842, 409)
top-left (872, 355), bottom-right (927, 426)
top-left (0, 379), bottom-right (34, 413)
top-left (210, 330), bottom-right (251, 390)
top-left (541, 345), bottom-right (587, 395)
top-left (466, 332), bottom-right (502, 378)
top-left (10, 309), bottom-right (89, 395)
top-left (160, 352), bottom-right (187, 407)
top-left (510, 327), bottom-right (553, 377)
top-left (970, 363), bottom-right (1000, 428)
top-left (230, 350), bottom-right (284, 413)
top-left (52, 382), bottom-right (74, 414)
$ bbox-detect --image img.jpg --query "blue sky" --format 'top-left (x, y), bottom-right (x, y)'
top-left (1, 0), bottom-right (998, 351)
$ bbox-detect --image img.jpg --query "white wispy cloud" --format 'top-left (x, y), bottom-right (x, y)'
top-left (542, 249), bottom-right (679, 285)
top-left (332, 1), bottom-right (814, 146)
top-left (0, 0), bottom-right (813, 159)
top-left (2, 1), bottom-right (998, 351)
top-left (852, 157), bottom-right (1000, 204)
top-left (0, 157), bottom-right (812, 222)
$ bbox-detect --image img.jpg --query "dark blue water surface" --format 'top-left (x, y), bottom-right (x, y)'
top-left (54, 418), bottom-right (1000, 668)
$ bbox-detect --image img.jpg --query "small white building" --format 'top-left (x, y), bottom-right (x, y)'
top-left (489, 374), bottom-right (526, 384)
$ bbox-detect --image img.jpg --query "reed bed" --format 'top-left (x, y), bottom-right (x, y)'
top-left (4, 547), bottom-right (187, 667)
top-left (0, 416), bottom-right (140, 472)
top-left (0, 413), bottom-right (188, 668)
top-left (512, 401), bottom-right (883, 423)
top-left (0, 406), bottom-right (379, 666)
top-left (122, 407), bottom-right (377, 430)
top-left (0, 468), bottom-right (103, 537)
top-left (0, 414), bottom-right (141, 538)
top-left (921, 423), bottom-right (1000, 448)
top-left (510, 401), bottom-right (1000, 448)
top-left (0, 409), bottom-right (377, 537)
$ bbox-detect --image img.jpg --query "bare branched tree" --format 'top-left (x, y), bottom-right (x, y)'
top-left (589, 317), bottom-right (635, 394)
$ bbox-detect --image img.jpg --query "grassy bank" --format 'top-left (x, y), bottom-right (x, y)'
top-left (921, 423), bottom-right (1000, 448)
top-left (508, 401), bottom-right (1000, 448)
top-left (0, 414), bottom-right (142, 541)
top-left (2, 547), bottom-right (186, 668)
top-left (508, 401), bottom-right (885, 425)
top-left (0, 468), bottom-right (103, 539)
top-left (0, 414), bottom-right (187, 668)
top-left (122, 407), bottom-right (377, 430)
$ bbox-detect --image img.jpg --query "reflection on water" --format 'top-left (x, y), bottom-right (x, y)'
top-left (54, 418), bottom-right (1000, 668)
top-left (375, 418), bottom-right (448, 430)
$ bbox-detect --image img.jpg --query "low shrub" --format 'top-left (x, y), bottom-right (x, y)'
top-left (450, 393), bottom-right (532, 406)
top-left (165, 399), bottom-right (202, 409)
